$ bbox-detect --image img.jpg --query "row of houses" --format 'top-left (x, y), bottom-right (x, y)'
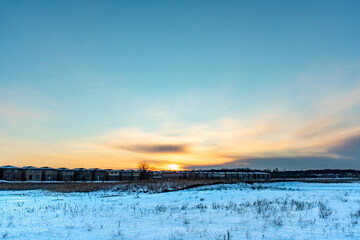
top-left (0, 165), bottom-right (270, 182)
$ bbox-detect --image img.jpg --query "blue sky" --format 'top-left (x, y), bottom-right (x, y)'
top-left (0, 0), bottom-right (360, 169)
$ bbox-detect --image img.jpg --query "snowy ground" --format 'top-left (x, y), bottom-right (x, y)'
top-left (1, 182), bottom-right (360, 239)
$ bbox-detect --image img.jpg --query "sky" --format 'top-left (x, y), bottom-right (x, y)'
top-left (0, 0), bottom-right (360, 170)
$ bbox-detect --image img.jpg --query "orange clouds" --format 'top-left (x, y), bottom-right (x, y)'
top-left (51, 111), bottom-right (360, 169)
top-left (1, 109), bottom-right (360, 170)
top-left (1, 81), bottom-right (360, 170)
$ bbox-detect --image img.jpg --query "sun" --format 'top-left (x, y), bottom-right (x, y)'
top-left (168, 164), bottom-right (180, 171)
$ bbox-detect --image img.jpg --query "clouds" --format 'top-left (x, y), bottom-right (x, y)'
top-left (186, 133), bottom-right (360, 170)
top-left (114, 144), bottom-right (188, 154)
top-left (331, 135), bottom-right (360, 159)
top-left (1, 61), bottom-right (360, 170)
top-left (7, 86), bottom-right (358, 170)
top-left (188, 156), bottom-right (360, 170)
top-left (61, 104), bottom-right (360, 170)
top-left (294, 117), bottom-right (343, 139)
top-left (2, 86), bottom-right (360, 170)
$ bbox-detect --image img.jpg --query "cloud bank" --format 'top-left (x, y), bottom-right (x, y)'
top-left (114, 144), bottom-right (188, 154)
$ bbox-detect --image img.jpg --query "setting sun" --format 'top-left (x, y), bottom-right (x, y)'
top-left (168, 164), bottom-right (180, 171)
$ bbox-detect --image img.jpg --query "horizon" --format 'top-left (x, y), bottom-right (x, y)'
top-left (3, 163), bottom-right (360, 172)
top-left (1, 1), bottom-right (360, 170)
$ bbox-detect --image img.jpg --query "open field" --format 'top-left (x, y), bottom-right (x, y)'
top-left (1, 182), bottom-right (360, 239)
top-left (0, 179), bottom-right (358, 192)
top-left (0, 180), bottom-right (242, 192)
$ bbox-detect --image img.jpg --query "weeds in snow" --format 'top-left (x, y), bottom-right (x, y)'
top-left (0, 183), bottom-right (359, 239)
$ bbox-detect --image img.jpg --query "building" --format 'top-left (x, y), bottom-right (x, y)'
top-left (89, 168), bottom-right (107, 181)
top-left (133, 171), bottom-right (141, 181)
top-left (225, 172), bottom-right (238, 180)
top-left (140, 170), bottom-right (153, 180)
top-left (254, 172), bottom-right (270, 180)
top-left (22, 166), bottom-right (42, 181)
top-left (41, 167), bottom-right (57, 181)
top-left (57, 168), bottom-right (74, 181)
top-left (74, 168), bottom-right (93, 181)
top-left (237, 172), bottom-right (248, 180)
top-left (152, 171), bottom-right (162, 179)
top-left (177, 171), bottom-right (186, 180)
top-left (162, 171), bottom-right (179, 180)
top-left (199, 172), bottom-right (206, 180)
top-left (190, 171), bottom-right (198, 180)
top-left (218, 172), bottom-right (226, 180)
top-left (107, 170), bottom-right (120, 181)
top-left (212, 172), bottom-right (221, 180)
top-left (184, 171), bottom-right (190, 179)
top-left (206, 172), bottom-right (214, 179)
top-left (120, 170), bottom-right (133, 181)
top-left (0, 165), bottom-right (22, 181)
top-left (0, 164), bottom-right (272, 182)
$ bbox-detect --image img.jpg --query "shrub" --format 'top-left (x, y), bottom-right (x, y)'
top-left (318, 202), bottom-right (332, 218)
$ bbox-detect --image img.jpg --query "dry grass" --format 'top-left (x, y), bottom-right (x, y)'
top-left (0, 180), bottom-right (242, 192)
top-left (1, 178), bottom-right (358, 193)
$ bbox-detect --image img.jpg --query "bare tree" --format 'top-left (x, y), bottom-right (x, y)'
top-left (137, 161), bottom-right (151, 180)
top-left (137, 161), bottom-right (151, 171)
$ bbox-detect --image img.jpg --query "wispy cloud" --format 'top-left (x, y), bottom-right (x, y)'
top-left (294, 117), bottom-right (343, 139)
top-left (114, 143), bottom-right (189, 154)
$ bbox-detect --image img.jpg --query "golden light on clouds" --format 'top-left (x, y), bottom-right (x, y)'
top-left (2, 109), bottom-right (360, 170)
top-left (1, 81), bottom-right (360, 170)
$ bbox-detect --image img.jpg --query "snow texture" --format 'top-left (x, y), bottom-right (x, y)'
top-left (1, 182), bottom-right (360, 239)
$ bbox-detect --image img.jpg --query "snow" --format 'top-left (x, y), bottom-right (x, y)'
top-left (1, 182), bottom-right (360, 239)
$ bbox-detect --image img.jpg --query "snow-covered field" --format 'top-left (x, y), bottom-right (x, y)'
top-left (1, 182), bottom-right (360, 240)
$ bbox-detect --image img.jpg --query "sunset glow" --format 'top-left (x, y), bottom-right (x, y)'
top-left (168, 164), bottom-right (180, 171)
